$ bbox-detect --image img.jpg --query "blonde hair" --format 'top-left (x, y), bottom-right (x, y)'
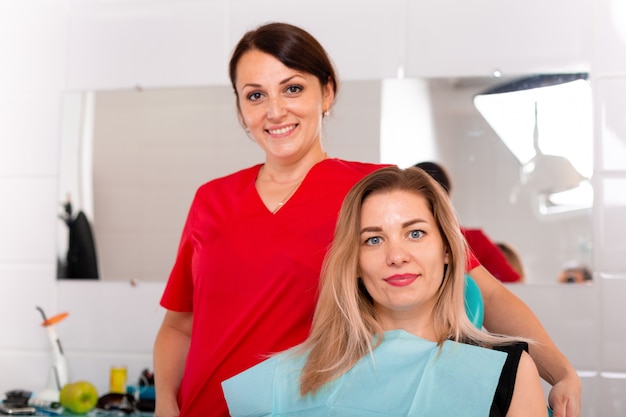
top-left (298, 166), bottom-right (526, 395)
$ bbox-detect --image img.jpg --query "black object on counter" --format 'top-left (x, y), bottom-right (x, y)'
top-left (96, 393), bottom-right (136, 414)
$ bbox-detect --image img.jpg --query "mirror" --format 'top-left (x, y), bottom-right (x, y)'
top-left (419, 76), bottom-right (592, 284)
top-left (57, 76), bottom-right (593, 284)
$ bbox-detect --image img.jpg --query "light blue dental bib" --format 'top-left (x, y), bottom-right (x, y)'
top-left (222, 330), bottom-right (507, 417)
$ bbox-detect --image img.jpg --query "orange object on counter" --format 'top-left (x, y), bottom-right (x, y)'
top-left (41, 312), bottom-right (69, 327)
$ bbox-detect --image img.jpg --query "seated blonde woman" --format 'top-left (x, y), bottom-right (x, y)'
top-left (222, 166), bottom-right (547, 417)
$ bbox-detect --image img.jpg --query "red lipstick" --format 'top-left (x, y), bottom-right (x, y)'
top-left (384, 273), bottom-right (418, 287)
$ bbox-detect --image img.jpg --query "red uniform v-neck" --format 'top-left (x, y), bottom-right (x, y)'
top-left (160, 159), bottom-right (385, 416)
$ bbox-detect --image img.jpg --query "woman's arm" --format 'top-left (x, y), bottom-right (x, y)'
top-left (506, 351), bottom-right (546, 417)
top-left (470, 265), bottom-right (581, 417)
top-left (153, 310), bottom-right (193, 417)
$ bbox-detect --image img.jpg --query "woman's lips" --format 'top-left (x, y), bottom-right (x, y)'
top-left (384, 273), bottom-right (418, 287)
top-left (266, 124), bottom-right (297, 135)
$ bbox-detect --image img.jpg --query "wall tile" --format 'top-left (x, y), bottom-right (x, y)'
top-left (593, 0), bottom-right (626, 76)
top-left (596, 177), bottom-right (626, 273)
top-left (0, 7), bottom-right (67, 90)
top-left (598, 374), bottom-right (626, 417)
top-left (0, 92), bottom-right (63, 177)
top-left (597, 78), bottom-right (626, 172)
top-left (507, 284), bottom-right (599, 370)
top-left (0, 178), bottom-right (58, 264)
top-left (0, 0), bottom-right (66, 9)
top-left (600, 277), bottom-right (626, 372)
top-left (406, 0), bottom-right (592, 77)
top-left (66, 2), bottom-right (231, 90)
top-left (57, 281), bottom-right (165, 353)
top-left (0, 352), bottom-right (51, 398)
top-left (579, 373), bottom-right (599, 417)
top-left (229, 0), bottom-right (405, 81)
top-left (0, 270), bottom-right (58, 350)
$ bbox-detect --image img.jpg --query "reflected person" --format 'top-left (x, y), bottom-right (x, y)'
top-left (415, 161), bottom-right (522, 283)
top-left (558, 262), bottom-right (592, 284)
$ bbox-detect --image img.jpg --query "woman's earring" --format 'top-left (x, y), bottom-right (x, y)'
top-left (242, 126), bottom-right (255, 142)
top-left (323, 109), bottom-right (330, 117)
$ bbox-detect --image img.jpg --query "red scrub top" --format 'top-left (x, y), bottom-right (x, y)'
top-left (160, 159), bottom-right (385, 417)
top-left (462, 228), bottom-right (521, 283)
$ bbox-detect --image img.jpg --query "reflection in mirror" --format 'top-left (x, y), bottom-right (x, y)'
top-left (57, 77), bottom-right (593, 284)
top-left (473, 73), bottom-right (592, 218)
top-left (381, 75), bottom-right (593, 284)
top-left (58, 86), bottom-right (263, 282)
top-left (57, 92), bottom-right (99, 279)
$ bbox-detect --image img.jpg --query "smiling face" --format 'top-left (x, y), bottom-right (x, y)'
top-left (358, 189), bottom-right (449, 333)
top-left (234, 49), bottom-right (334, 164)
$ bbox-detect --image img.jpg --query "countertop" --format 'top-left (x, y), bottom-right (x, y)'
top-left (0, 408), bottom-right (153, 416)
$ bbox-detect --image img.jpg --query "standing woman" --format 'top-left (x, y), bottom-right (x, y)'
top-left (153, 22), bottom-right (580, 417)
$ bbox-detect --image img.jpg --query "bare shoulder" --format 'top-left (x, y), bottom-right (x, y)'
top-left (507, 351), bottom-right (548, 417)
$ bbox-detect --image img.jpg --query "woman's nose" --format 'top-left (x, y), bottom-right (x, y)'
top-left (266, 96), bottom-right (287, 119)
top-left (386, 242), bottom-right (410, 265)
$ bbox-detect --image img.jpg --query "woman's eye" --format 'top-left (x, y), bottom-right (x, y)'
top-left (409, 230), bottom-right (424, 239)
top-left (246, 91), bottom-right (264, 101)
top-left (285, 85), bottom-right (303, 94)
top-left (364, 236), bottom-right (382, 246)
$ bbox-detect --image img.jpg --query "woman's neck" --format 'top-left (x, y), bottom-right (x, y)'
top-left (261, 148), bottom-right (328, 184)
top-left (379, 310), bottom-right (438, 342)
top-left (256, 148), bottom-right (328, 213)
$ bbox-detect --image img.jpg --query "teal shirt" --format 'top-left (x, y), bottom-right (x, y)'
top-left (222, 330), bottom-right (507, 417)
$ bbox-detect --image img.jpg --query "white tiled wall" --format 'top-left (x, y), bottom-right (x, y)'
top-left (66, 1), bottom-right (231, 90)
top-left (1, 0), bottom-right (625, 414)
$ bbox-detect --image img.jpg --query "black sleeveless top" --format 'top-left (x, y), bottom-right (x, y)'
top-left (489, 342), bottom-right (529, 417)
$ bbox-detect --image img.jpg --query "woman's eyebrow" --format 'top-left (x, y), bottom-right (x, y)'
top-left (241, 75), bottom-right (304, 90)
top-left (402, 218), bottom-right (427, 228)
top-left (360, 218), bottom-right (428, 234)
top-left (360, 226), bottom-right (382, 234)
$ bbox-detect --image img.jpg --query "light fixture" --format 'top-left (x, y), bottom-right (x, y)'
top-left (474, 73), bottom-right (593, 219)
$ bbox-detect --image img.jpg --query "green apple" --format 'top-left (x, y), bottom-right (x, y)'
top-left (60, 380), bottom-right (99, 414)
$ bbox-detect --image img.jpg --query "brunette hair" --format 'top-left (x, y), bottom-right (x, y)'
top-left (414, 161), bottom-right (453, 194)
top-left (228, 22), bottom-right (338, 109)
top-left (497, 242), bottom-right (526, 281)
top-left (298, 166), bottom-right (527, 395)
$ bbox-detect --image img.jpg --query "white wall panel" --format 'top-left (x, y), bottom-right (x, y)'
top-left (593, 0), bottom-right (626, 77)
top-left (405, 0), bottom-right (592, 78)
top-left (598, 375), bottom-right (626, 417)
top-left (0, 0), bottom-right (66, 9)
top-left (508, 284), bottom-right (599, 371)
top-left (0, 271), bottom-right (58, 350)
top-left (229, 0), bottom-right (405, 81)
top-left (0, 353), bottom-right (51, 398)
top-left (601, 278), bottom-right (626, 372)
top-left (597, 78), bottom-right (626, 172)
top-left (0, 92), bottom-right (63, 177)
top-left (0, 7), bottom-right (67, 90)
top-left (579, 375), bottom-right (599, 417)
top-left (596, 177), bottom-right (626, 274)
top-left (0, 178), bottom-right (58, 264)
top-left (66, 1), bottom-right (231, 90)
top-left (57, 281), bottom-right (165, 353)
